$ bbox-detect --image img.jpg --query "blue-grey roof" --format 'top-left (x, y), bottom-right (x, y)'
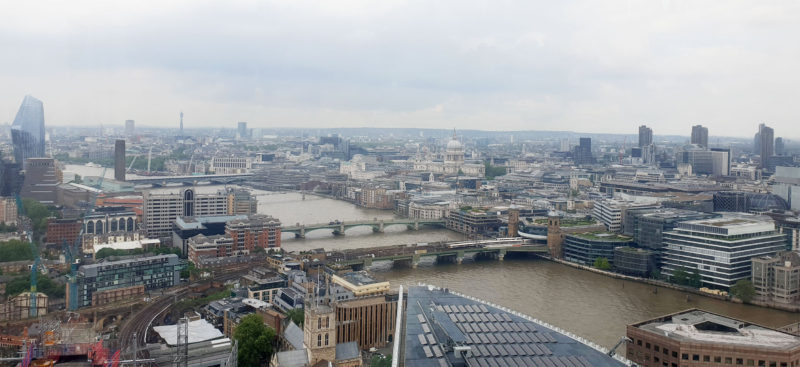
top-left (275, 349), bottom-right (308, 367)
top-left (403, 286), bottom-right (626, 367)
top-left (335, 341), bottom-right (360, 361)
top-left (284, 321), bottom-right (305, 350)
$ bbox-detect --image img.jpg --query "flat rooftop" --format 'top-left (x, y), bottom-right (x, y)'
top-left (678, 214), bottom-right (775, 236)
top-left (403, 285), bottom-right (625, 367)
top-left (633, 309), bottom-right (800, 350)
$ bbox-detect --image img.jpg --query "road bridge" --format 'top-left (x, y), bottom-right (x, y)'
top-left (326, 237), bottom-right (548, 269)
top-left (282, 218), bottom-right (445, 238)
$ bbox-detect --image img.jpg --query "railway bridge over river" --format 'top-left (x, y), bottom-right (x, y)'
top-left (325, 237), bottom-right (549, 269)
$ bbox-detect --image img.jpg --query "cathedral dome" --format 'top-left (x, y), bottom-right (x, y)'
top-left (446, 138), bottom-right (463, 150)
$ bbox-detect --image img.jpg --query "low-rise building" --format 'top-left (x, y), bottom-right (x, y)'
top-left (563, 231), bottom-right (634, 266)
top-left (614, 246), bottom-right (658, 277)
top-left (67, 254), bottom-right (184, 309)
top-left (446, 209), bottom-right (501, 236)
top-left (627, 309), bottom-right (800, 367)
top-left (752, 251), bottom-right (800, 306)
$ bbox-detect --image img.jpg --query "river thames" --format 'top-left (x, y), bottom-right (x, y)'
top-left (65, 164), bottom-right (800, 350)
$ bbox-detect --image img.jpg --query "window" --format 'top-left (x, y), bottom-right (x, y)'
top-left (638, 340), bottom-right (643, 346)
top-left (747, 360), bottom-right (754, 366)
top-left (673, 352), bottom-right (678, 358)
top-left (715, 357), bottom-right (722, 363)
top-left (655, 346), bottom-right (660, 352)
top-left (325, 333), bottom-right (329, 346)
top-left (737, 358), bottom-right (744, 365)
top-left (693, 355), bottom-right (700, 361)
top-left (325, 316), bottom-right (329, 328)
top-left (704, 356), bottom-right (710, 362)
top-left (317, 334), bottom-right (321, 347)
top-left (664, 348), bottom-right (669, 355)
top-left (726, 357), bottom-right (733, 364)
top-left (318, 318), bottom-right (322, 329)
top-left (683, 354), bottom-right (689, 360)
top-left (647, 343), bottom-right (651, 349)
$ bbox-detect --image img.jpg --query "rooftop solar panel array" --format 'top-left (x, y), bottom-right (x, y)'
top-left (433, 300), bottom-right (575, 363)
top-left (403, 286), bottom-right (626, 367)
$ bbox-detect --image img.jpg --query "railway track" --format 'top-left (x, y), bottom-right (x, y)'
top-left (116, 267), bottom-right (250, 360)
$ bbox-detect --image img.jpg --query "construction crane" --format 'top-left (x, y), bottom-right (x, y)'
top-left (67, 167), bottom-right (106, 311)
top-left (126, 155), bottom-right (138, 172)
top-left (15, 194), bottom-right (41, 318)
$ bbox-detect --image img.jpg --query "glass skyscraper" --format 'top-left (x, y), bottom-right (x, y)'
top-left (11, 95), bottom-right (45, 169)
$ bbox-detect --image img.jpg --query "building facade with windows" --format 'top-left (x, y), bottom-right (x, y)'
top-left (627, 309), bottom-right (800, 367)
top-left (752, 251), bottom-right (800, 307)
top-left (662, 215), bottom-right (787, 289)
top-left (67, 254), bottom-right (184, 309)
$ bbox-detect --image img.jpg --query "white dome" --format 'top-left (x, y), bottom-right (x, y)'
top-left (446, 138), bottom-right (463, 150)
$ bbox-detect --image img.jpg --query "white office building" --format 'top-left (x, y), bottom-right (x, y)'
top-left (662, 214), bottom-right (786, 289)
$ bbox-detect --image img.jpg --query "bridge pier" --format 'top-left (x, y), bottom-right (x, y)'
top-left (294, 225), bottom-right (305, 238)
top-left (457, 250), bottom-right (465, 264)
top-left (373, 220), bottom-right (385, 233)
top-left (414, 220), bottom-right (419, 230)
top-left (412, 253), bottom-right (420, 268)
top-left (498, 249), bottom-right (506, 261)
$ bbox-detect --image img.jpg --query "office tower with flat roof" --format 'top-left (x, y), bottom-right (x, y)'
top-left (691, 124), bottom-right (708, 147)
top-left (114, 139), bottom-right (125, 182)
top-left (776, 137), bottom-right (785, 156)
top-left (759, 124), bottom-right (774, 169)
top-left (20, 157), bottom-right (60, 204)
top-left (638, 125), bottom-right (653, 147)
top-left (11, 95), bottom-right (45, 170)
top-left (573, 137), bottom-right (594, 165)
top-left (237, 121), bottom-right (248, 139)
top-left (124, 119), bottom-right (135, 136)
top-left (662, 214), bottom-right (786, 289)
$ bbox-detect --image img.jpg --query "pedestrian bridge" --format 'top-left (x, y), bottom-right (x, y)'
top-left (282, 218), bottom-right (446, 238)
top-left (126, 173), bottom-right (253, 187)
top-left (326, 238), bottom-right (549, 269)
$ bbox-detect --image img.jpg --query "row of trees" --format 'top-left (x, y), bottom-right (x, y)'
top-left (595, 259), bottom-right (757, 304)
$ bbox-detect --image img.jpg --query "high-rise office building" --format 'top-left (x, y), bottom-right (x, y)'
top-left (775, 137), bottom-right (785, 156)
top-left (11, 95), bottom-right (45, 170)
top-left (690, 125), bottom-right (708, 147)
top-left (124, 120), bottom-right (135, 136)
top-left (237, 121), bottom-right (248, 139)
top-left (20, 157), bottom-right (60, 204)
top-left (754, 123), bottom-right (764, 153)
top-left (573, 137), bottom-right (594, 165)
top-left (759, 124), bottom-right (774, 169)
top-left (638, 125), bottom-right (653, 147)
top-left (114, 139), bottom-right (125, 182)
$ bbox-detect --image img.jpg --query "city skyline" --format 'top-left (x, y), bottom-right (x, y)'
top-left (3, 1), bottom-right (800, 137)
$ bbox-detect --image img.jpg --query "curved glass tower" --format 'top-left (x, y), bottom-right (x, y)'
top-left (11, 95), bottom-right (45, 169)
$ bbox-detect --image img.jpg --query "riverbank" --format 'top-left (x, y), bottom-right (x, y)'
top-left (541, 255), bottom-right (800, 313)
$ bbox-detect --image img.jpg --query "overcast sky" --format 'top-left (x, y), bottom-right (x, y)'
top-left (2, 1), bottom-right (799, 137)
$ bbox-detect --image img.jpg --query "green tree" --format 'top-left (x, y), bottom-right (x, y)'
top-left (234, 314), bottom-right (276, 367)
top-left (730, 279), bottom-right (756, 303)
top-left (371, 354), bottom-right (392, 367)
top-left (22, 198), bottom-right (56, 240)
top-left (286, 308), bottom-right (304, 327)
top-left (593, 257), bottom-right (611, 270)
top-left (689, 269), bottom-right (702, 288)
top-left (484, 162), bottom-right (507, 180)
top-left (649, 269), bottom-right (663, 281)
top-left (671, 268), bottom-right (690, 286)
top-left (0, 240), bottom-right (34, 262)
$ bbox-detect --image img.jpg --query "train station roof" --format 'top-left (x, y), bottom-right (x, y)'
top-left (403, 285), bottom-right (627, 367)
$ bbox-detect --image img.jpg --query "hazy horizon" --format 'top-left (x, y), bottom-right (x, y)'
top-left (3, 1), bottom-right (800, 138)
